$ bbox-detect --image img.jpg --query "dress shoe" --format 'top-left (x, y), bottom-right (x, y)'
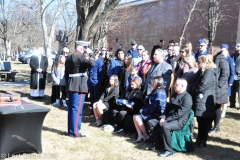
top-left (158, 151), bottom-right (173, 157)
top-left (69, 134), bottom-right (86, 138)
top-left (135, 135), bottom-right (145, 143)
top-left (227, 105), bottom-right (235, 108)
top-left (144, 135), bottom-right (150, 142)
top-left (78, 134), bottom-right (86, 138)
top-left (209, 126), bottom-right (220, 133)
top-left (113, 127), bottom-right (123, 134)
top-left (194, 139), bottom-right (201, 147)
top-left (198, 140), bottom-right (207, 148)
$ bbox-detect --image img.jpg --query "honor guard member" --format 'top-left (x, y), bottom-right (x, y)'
top-left (65, 41), bottom-right (95, 138)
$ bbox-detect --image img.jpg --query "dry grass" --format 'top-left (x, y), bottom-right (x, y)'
top-left (2, 61), bottom-right (240, 160)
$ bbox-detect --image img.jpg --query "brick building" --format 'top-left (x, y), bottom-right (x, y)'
top-left (108, 0), bottom-right (240, 53)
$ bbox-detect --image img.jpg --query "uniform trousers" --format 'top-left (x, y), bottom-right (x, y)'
top-left (68, 91), bottom-right (86, 137)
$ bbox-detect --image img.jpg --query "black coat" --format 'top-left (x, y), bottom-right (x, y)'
top-left (118, 89), bottom-right (144, 115)
top-left (213, 52), bottom-right (230, 104)
top-left (30, 55), bottom-right (48, 89)
top-left (100, 86), bottom-right (119, 107)
top-left (160, 91), bottom-right (192, 128)
top-left (193, 68), bottom-right (216, 118)
top-left (65, 52), bottom-right (95, 93)
top-left (118, 65), bottom-right (130, 97)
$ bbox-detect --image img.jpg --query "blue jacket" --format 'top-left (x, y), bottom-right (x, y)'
top-left (226, 56), bottom-right (235, 85)
top-left (127, 48), bottom-right (138, 58)
top-left (195, 50), bottom-right (208, 62)
top-left (141, 89), bottom-right (167, 120)
top-left (108, 58), bottom-right (123, 77)
top-left (88, 56), bottom-right (105, 86)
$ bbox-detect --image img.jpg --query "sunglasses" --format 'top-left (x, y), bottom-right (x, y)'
top-left (102, 50), bottom-right (106, 51)
top-left (63, 52), bottom-right (69, 53)
top-left (236, 45), bottom-right (240, 48)
top-left (180, 51), bottom-right (185, 53)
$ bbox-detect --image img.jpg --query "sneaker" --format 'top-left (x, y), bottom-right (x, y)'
top-left (63, 103), bottom-right (68, 107)
top-left (52, 102), bottom-right (60, 107)
top-left (113, 127), bottom-right (123, 134)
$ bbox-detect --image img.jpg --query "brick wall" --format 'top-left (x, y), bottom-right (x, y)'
top-left (108, 0), bottom-right (240, 54)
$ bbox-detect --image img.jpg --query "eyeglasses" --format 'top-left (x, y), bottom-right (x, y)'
top-left (236, 45), bottom-right (240, 48)
top-left (138, 49), bottom-right (143, 51)
top-left (102, 50), bottom-right (106, 51)
top-left (63, 52), bottom-right (69, 53)
top-left (180, 51), bottom-right (185, 53)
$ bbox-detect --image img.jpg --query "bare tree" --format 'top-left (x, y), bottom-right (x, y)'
top-left (14, 0), bottom-right (65, 63)
top-left (179, 0), bottom-right (199, 46)
top-left (76, 0), bottom-right (121, 47)
top-left (207, 0), bottom-right (224, 46)
top-left (0, 0), bottom-right (19, 58)
top-left (57, 1), bottom-right (77, 50)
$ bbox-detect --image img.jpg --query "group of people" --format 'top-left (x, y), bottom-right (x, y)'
top-left (28, 39), bottom-right (240, 157)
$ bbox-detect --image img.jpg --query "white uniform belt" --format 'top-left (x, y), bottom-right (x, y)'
top-left (69, 73), bottom-right (87, 77)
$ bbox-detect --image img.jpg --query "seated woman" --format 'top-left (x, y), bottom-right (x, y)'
top-left (133, 76), bottom-right (167, 142)
top-left (113, 77), bottom-right (143, 133)
top-left (93, 75), bottom-right (119, 126)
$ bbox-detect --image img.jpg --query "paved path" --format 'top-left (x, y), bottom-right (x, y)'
top-left (0, 80), bottom-right (30, 86)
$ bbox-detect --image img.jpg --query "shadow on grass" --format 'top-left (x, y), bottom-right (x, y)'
top-left (225, 111), bottom-right (240, 121)
top-left (186, 144), bottom-right (240, 160)
top-left (42, 126), bottom-right (68, 136)
top-left (209, 136), bottom-right (240, 148)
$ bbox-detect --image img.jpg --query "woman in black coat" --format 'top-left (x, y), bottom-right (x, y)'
top-left (112, 77), bottom-right (143, 133)
top-left (118, 54), bottom-right (132, 97)
top-left (193, 55), bottom-right (217, 148)
top-left (93, 75), bottom-right (119, 126)
top-left (210, 46), bottom-right (229, 132)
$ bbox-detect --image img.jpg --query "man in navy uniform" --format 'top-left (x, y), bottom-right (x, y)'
top-left (65, 41), bottom-right (95, 138)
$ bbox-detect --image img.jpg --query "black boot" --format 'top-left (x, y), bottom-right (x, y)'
top-left (209, 126), bottom-right (220, 133)
top-left (198, 140), bottom-right (207, 148)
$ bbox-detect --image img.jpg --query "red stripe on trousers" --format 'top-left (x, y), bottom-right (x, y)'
top-left (75, 94), bottom-right (82, 137)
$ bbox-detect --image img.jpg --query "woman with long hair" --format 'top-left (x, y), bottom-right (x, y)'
top-left (209, 45), bottom-right (229, 133)
top-left (93, 75), bottom-right (119, 126)
top-left (193, 55), bottom-right (217, 147)
top-left (51, 55), bottom-right (67, 107)
top-left (136, 50), bottom-right (152, 90)
top-left (133, 76), bottom-right (167, 142)
top-left (118, 54), bottom-right (132, 97)
top-left (113, 77), bottom-right (143, 133)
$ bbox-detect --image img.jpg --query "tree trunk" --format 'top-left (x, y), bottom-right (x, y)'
top-left (5, 39), bottom-right (11, 57)
top-left (76, 0), bottom-right (121, 46)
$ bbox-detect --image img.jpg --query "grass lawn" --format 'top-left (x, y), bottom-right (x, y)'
top-left (1, 61), bottom-right (240, 160)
